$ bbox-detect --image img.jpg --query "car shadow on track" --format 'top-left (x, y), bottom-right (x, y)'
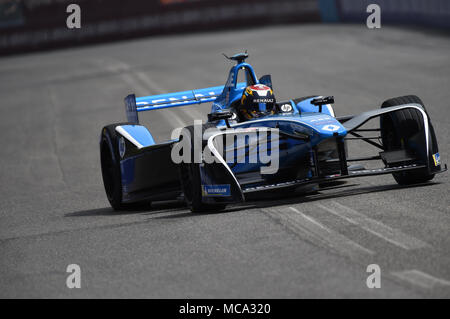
top-left (152, 181), bottom-right (440, 219)
top-left (65, 181), bottom-right (440, 219)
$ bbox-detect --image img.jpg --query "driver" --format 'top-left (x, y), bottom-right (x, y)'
top-left (237, 84), bottom-right (276, 121)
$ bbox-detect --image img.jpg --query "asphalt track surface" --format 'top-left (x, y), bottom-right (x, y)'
top-left (0, 24), bottom-right (449, 298)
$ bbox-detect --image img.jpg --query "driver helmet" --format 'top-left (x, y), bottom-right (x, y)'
top-left (239, 84), bottom-right (276, 120)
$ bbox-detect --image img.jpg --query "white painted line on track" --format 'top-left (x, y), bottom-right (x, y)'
top-left (317, 202), bottom-right (429, 250)
top-left (392, 270), bottom-right (450, 289)
top-left (264, 206), bottom-right (374, 259)
top-left (134, 70), bottom-right (167, 94)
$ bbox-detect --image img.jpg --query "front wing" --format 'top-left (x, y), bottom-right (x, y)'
top-left (200, 104), bottom-right (446, 203)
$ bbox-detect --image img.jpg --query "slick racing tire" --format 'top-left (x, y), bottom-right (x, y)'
top-left (100, 123), bottom-right (150, 211)
top-left (380, 95), bottom-right (436, 185)
top-left (178, 123), bottom-right (227, 213)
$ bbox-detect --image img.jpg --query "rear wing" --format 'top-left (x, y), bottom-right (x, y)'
top-left (124, 83), bottom-right (246, 124)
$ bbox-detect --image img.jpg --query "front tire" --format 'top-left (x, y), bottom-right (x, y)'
top-left (380, 95), bottom-right (435, 185)
top-left (100, 123), bottom-right (150, 210)
top-left (178, 124), bottom-right (226, 213)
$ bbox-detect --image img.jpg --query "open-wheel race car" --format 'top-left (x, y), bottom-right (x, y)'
top-left (100, 52), bottom-right (446, 212)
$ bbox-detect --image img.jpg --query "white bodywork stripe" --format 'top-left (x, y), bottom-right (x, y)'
top-left (115, 126), bottom-right (144, 149)
top-left (325, 104), bottom-right (335, 117)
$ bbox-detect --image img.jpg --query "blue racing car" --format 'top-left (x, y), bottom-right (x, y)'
top-left (100, 52), bottom-right (446, 212)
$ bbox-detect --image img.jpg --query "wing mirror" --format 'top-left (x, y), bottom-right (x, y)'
top-left (208, 111), bottom-right (236, 128)
top-left (311, 96), bottom-right (334, 113)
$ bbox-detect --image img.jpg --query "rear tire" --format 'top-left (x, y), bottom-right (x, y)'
top-left (380, 95), bottom-right (435, 185)
top-left (100, 123), bottom-right (150, 210)
top-left (178, 124), bottom-right (226, 213)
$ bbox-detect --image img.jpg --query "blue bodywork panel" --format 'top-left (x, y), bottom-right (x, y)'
top-left (227, 113), bottom-right (346, 176)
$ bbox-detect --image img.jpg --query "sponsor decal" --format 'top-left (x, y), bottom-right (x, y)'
top-left (307, 116), bottom-right (338, 126)
top-left (135, 91), bottom-right (218, 106)
top-left (202, 184), bottom-right (231, 197)
top-left (432, 152), bottom-right (441, 166)
top-left (309, 116), bottom-right (330, 122)
top-left (253, 98), bottom-right (274, 103)
top-left (321, 124), bottom-right (340, 132)
top-left (280, 103), bottom-right (293, 112)
top-left (311, 119), bottom-right (337, 126)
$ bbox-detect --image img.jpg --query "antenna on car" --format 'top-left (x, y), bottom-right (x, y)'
top-left (223, 50), bottom-right (248, 64)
